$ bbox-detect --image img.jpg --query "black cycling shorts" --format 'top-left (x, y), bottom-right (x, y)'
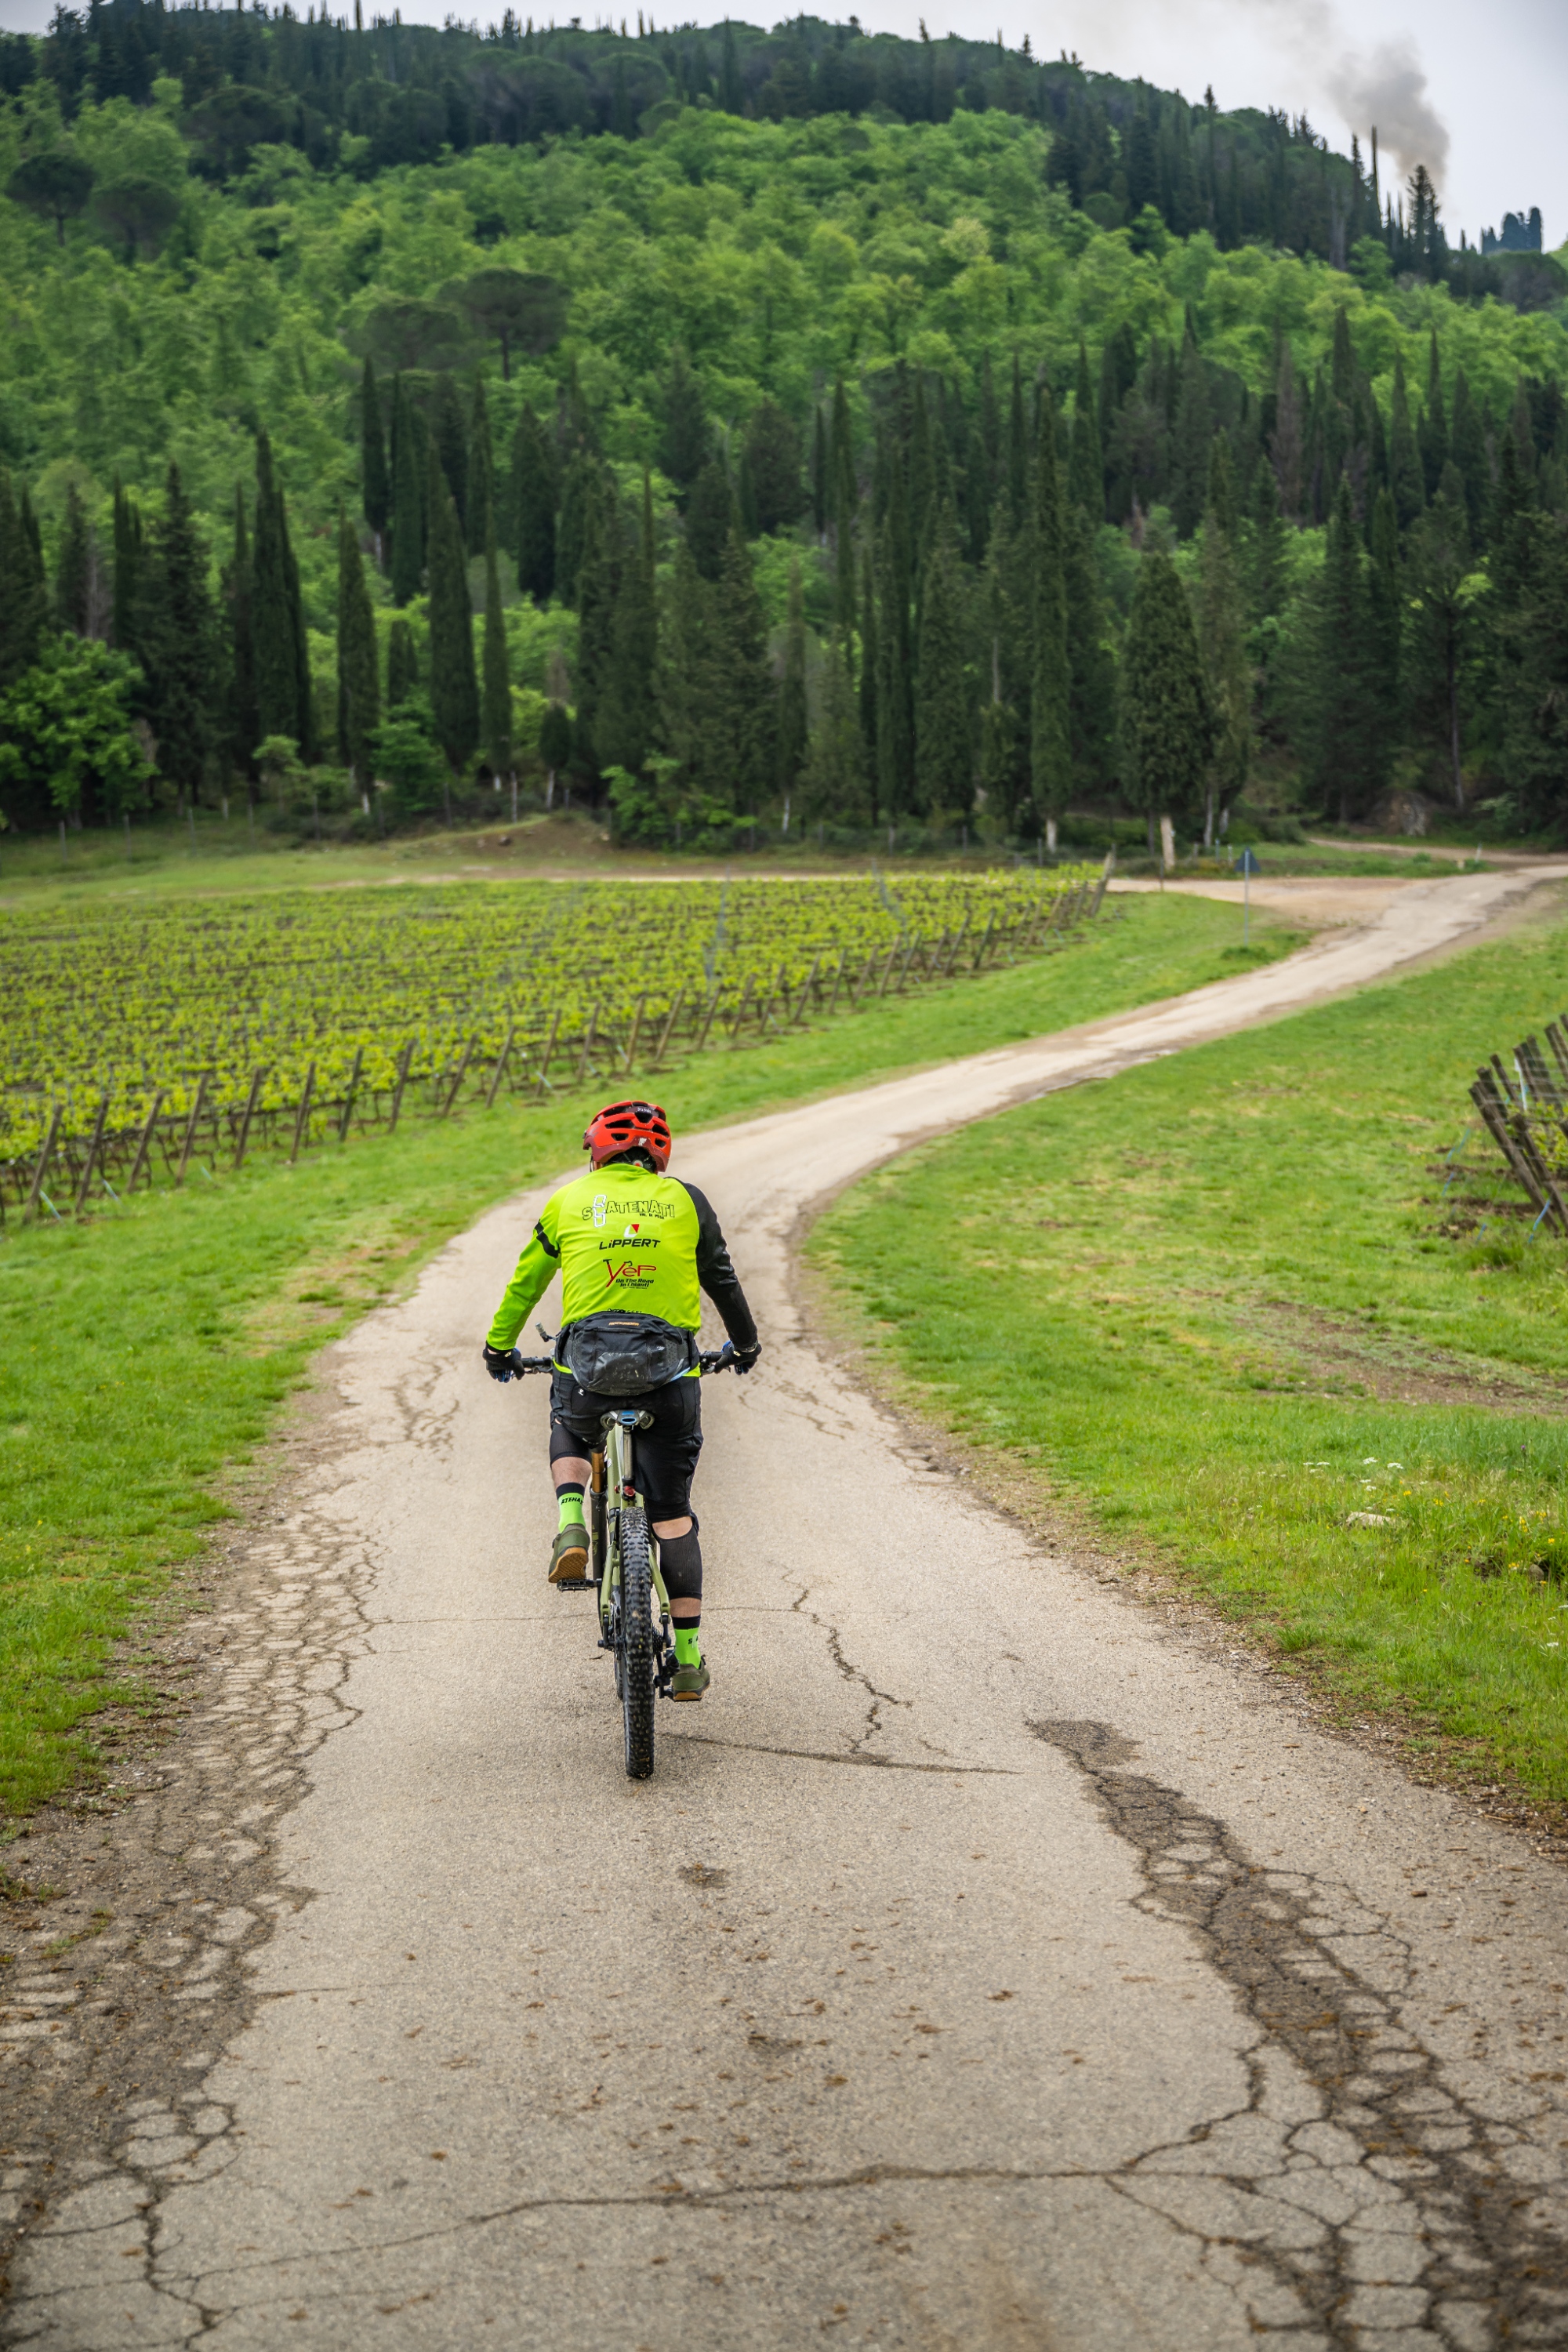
top-left (548, 1370), bottom-right (702, 1522)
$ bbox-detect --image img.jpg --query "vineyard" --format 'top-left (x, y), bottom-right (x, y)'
top-left (1, 866), bottom-right (1105, 1221)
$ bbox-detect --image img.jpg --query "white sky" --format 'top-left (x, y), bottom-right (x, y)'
top-left (0, 0), bottom-right (1559, 252)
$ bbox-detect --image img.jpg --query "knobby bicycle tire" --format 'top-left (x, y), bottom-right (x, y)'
top-left (619, 1507), bottom-right (655, 1780)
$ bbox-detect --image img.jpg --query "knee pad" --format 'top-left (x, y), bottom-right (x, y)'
top-left (658, 1525), bottom-right (702, 1601)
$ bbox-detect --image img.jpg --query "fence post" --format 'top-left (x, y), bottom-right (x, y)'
top-left (73, 1096), bottom-right (111, 1216)
top-left (622, 994), bottom-right (647, 1072)
top-left (652, 988), bottom-right (685, 1071)
top-left (485, 1025), bottom-right (515, 1111)
top-left (826, 952), bottom-right (848, 1018)
top-left (441, 1036), bottom-right (476, 1117)
top-left (234, 1069), bottom-right (264, 1169)
top-left (389, 1042), bottom-right (413, 1132)
top-left (577, 1004), bottom-right (600, 1086)
top-left (793, 954), bottom-right (820, 1024)
top-left (289, 1065), bottom-right (314, 1166)
top-left (728, 974), bottom-right (754, 1046)
top-left (338, 1047), bottom-right (365, 1143)
top-left (1091, 848), bottom-right (1116, 917)
top-left (176, 1073), bottom-right (211, 1187)
top-left (24, 1105), bottom-right (63, 1225)
top-left (693, 988), bottom-right (722, 1054)
top-left (127, 1091), bottom-right (165, 1193)
top-left (534, 1010), bottom-right (561, 1099)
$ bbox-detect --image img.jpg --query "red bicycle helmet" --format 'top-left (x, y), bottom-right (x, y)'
top-left (583, 1099), bottom-right (673, 1172)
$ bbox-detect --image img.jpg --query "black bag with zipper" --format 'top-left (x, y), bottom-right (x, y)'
top-left (560, 1312), bottom-right (697, 1396)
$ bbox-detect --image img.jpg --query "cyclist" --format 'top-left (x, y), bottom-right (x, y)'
top-left (482, 1099), bottom-right (760, 1701)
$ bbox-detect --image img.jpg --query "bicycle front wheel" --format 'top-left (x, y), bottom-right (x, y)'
top-left (618, 1507), bottom-right (655, 1780)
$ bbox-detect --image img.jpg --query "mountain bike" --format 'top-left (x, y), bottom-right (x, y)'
top-left (508, 1341), bottom-right (739, 1780)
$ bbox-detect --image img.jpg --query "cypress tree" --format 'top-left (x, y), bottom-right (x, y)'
top-left (390, 376), bottom-right (424, 608)
top-left (1388, 352), bottom-right (1424, 528)
top-left (810, 404), bottom-right (828, 538)
top-left (557, 448), bottom-right (604, 606)
top-left (874, 520), bottom-right (914, 820)
top-left (1171, 322), bottom-right (1214, 539)
top-left (286, 525), bottom-right (314, 764)
top-left (0, 473), bottom-right (45, 691)
top-left (361, 358), bottom-right (390, 558)
top-left (1206, 434), bottom-right (1238, 540)
top-left (143, 462), bottom-right (215, 809)
top-left (1193, 499), bottom-right (1250, 845)
top-left (831, 377), bottom-right (856, 524)
top-left (54, 484), bottom-right (92, 635)
top-left (978, 501), bottom-right (1025, 831)
top-left (1367, 486), bottom-right (1402, 800)
top-left (1417, 331), bottom-right (1448, 502)
top-left (481, 514), bottom-right (512, 793)
top-left (110, 477), bottom-right (142, 659)
top-left (858, 530), bottom-right (879, 800)
top-left (252, 433), bottom-right (299, 744)
top-left (659, 347), bottom-right (709, 496)
top-left (225, 488), bottom-right (258, 786)
top-left (336, 506), bottom-right (380, 800)
top-left (467, 375), bottom-right (495, 558)
top-left (703, 531), bottom-right (773, 813)
top-left (908, 376), bottom-right (937, 564)
top-left (777, 554), bottom-right (808, 811)
top-left (978, 350), bottom-right (1001, 512)
top-left (1064, 503), bottom-right (1115, 800)
top-left (1069, 341), bottom-right (1102, 523)
top-left (434, 373), bottom-right (469, 537)
top-left (511, 403), bottom-right (557, 602)
top-left (914, 510), bottom-right (970, 820)
top-left (572, 468), bottom-right (618, 773)
top-left (1030, 392), bottom-right (1071, 849)
top-left (597, 471), bottom-right (657, 777)
top-left (1005, 353), bottom-right (1029, 527)
top-left (1448, 369), bottom-right (1488, 544)
top-left (1250, 459), bottom-right (1283, 619)
top-left (832, 463), bottom-right (857, 642)
top-left (1119, 547), bottom-right (1212, 851)
top-left (1302, 478), bottom-right (1377, 822)
top-left (386, 617), bottom-right (419, 709)
top-left (801, 630), bottom-right (869, 830)
top-left (1406, 471), bottom-right (1473, 813)
top-left (425, 442), bottom-right (480, 774)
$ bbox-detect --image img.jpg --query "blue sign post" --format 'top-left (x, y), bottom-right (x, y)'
top-left (1235, 847), bottom-right (1261, 942)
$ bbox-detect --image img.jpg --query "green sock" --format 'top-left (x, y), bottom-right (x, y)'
top-left (674, 1624), bottom-right (702, 1668)
top-left (557, 1490), bottom-right (586, 1532)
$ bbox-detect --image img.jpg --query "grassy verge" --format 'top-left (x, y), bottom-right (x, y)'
top-left (808, 909), bottom-right (1568, 1808)
top-left (0, 891), bottom-right (1297, 1813)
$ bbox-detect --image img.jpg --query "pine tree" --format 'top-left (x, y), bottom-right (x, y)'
top-left (225, 488), bottom-right (257, 786)
top-left (142, 462), bottom-right (215, 808)
top-left (1069, 341), bottom-right (1102, 523)
top-left (434, 372), bottom-right (469, 537)
top-left (1119, 546), bottom-right (1212, 849)
top-left (801, 630), bottom-right (869, 831)
top-left (1502, 514), bottom-right (1568, 829)
top-left (659, 347), bottom-right (709, 496)
top-left (361, 358), bottom-right (390, 557)
top-left (1030, 393), bottom-right (1071, 848)
top-left (252, 432), bottom-right (299, 745)
top-left (915, 510), bottom-right (970, 819)
top-left (597, 471), bottom-right (657, 776)
top-left (1406, 471), bottom-right (1473, 813)
top-left (1367, 487), bottom-right (1402, 799)
top-left (511, 403), bottom-right (557, 602)
top-left (336, 506), bottom-right (379, 800)
top-left (424, 441), bottom-right (480, 775)
top-left (1388, 353), bottom-right (1424, 528)
top-left (111, 477), bottom-right (142, 658)
top-left (386, 618), bottom-right (419, 709)
top-left (390, 376), bottom-right (424, 607)
top-left (481, 514), bottom-right (512, 793)
top-left (1193, 501), bottom-right (1250, 844)
top-left (466, 374), bottom-right (495, 557)
top-left (1448, 369), bottom-right (1488, 544)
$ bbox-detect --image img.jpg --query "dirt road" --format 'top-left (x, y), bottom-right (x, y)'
top-left (8, 866), bottom-right (1568, 2350)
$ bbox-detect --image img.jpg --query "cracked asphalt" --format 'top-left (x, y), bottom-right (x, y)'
top-left (5, 866), bottom-right (1568, 2350)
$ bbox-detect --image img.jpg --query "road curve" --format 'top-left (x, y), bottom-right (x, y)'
top-left (10, 865), bottom-right (1568, 2351)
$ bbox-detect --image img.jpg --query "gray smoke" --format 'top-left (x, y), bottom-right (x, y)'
top-left (1324, 35), bottom-right (1450, 191)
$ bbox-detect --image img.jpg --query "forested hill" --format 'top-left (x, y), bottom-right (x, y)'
top-left (1, 5), bottom-right (1566, 853)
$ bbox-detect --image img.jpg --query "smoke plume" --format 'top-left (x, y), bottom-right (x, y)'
top-left (1324, 36), bottom-right (1449, 191)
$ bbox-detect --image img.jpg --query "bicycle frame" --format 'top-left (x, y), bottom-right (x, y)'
top-left (593, 1407), bottom-right (675, 1695)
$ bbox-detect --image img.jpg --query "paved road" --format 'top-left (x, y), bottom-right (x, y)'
top-left (10, 867), bottom-right (1568, 2350)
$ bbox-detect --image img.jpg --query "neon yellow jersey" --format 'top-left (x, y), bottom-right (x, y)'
top-left (486, 1163), bottom-right (757, 1353)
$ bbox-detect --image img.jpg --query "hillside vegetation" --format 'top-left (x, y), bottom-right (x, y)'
top-left (0, 4), bottom-right (1566, 856)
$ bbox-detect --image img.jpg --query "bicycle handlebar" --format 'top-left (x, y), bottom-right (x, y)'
top-left (501, 1341), bottom-right (742, 1380)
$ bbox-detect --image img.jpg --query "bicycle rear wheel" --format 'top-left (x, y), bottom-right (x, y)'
top-left (618, 1508), bottom-right (655, 1780)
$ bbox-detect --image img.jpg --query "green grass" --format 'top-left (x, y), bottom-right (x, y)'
top-left (0, 889), bottom-right (1294, 1814)
top-left (809, 911), bottom-right (1568, 1807)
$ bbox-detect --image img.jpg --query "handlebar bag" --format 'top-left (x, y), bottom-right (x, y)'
top-left (561, 1312), bottom-right (696, 1396)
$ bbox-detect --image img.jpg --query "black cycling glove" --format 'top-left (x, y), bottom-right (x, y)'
top-left (732, 1341), bottom-right (762, 1374)
top-left (483, 1342), bottom-right (524, 1383)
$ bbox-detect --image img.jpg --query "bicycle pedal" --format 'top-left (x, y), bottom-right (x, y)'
top-left (552, 1577), bottom-right (594, 1592)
